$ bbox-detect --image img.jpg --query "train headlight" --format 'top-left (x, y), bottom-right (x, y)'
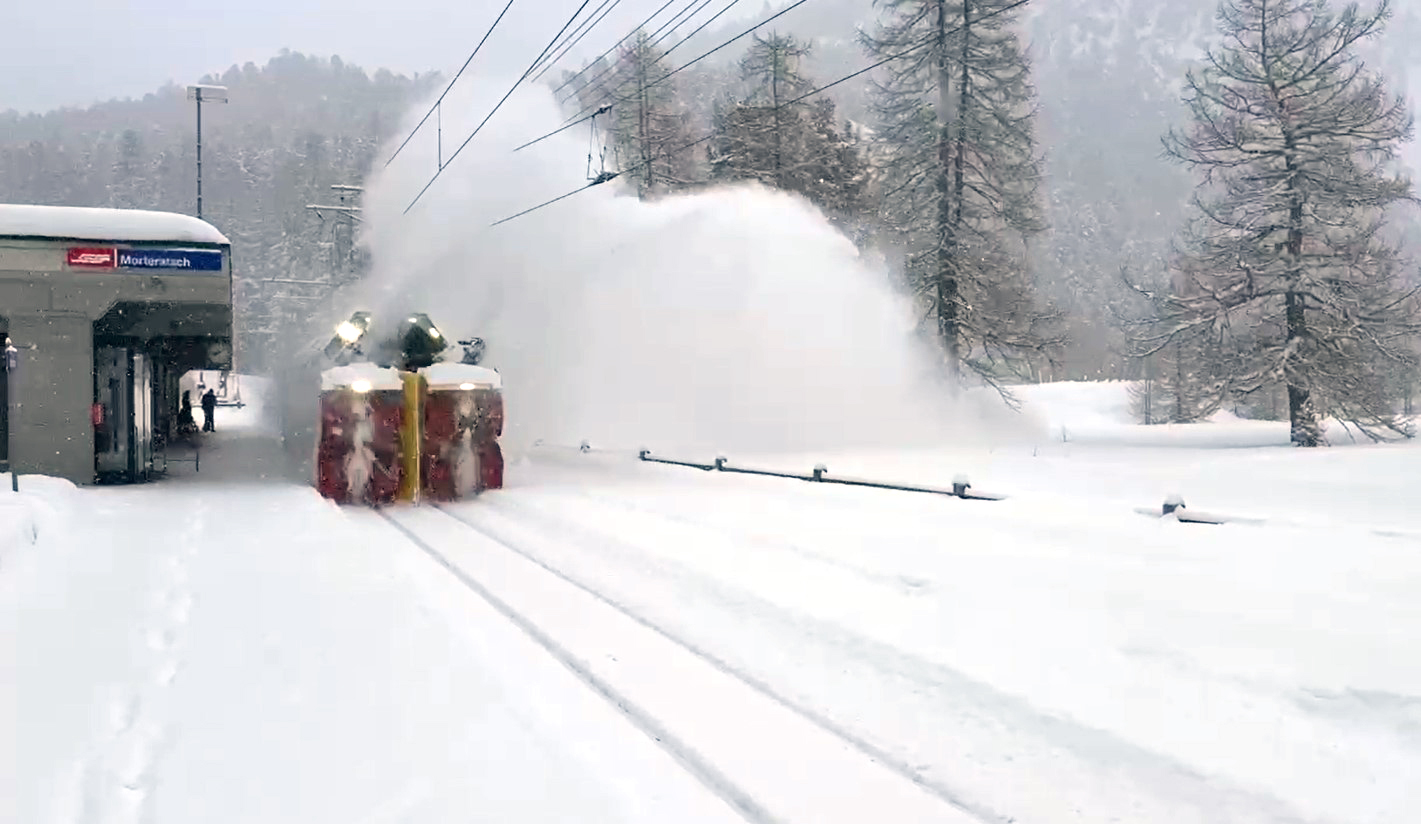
top-left (336, 321), bottom-right (363, 343)
top-left (351, 379), bottom-right (373, 394)
top-left (459, 382), bottom-right (476, 391)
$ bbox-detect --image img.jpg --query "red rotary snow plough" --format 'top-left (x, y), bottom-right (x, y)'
top-left (313, 311), bottom-right (503, 506)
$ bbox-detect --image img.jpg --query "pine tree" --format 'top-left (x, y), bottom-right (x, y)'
top-left (1159, 0), bottom-right (1418, 445)
top-left (709, 34), bottom-right (870, 230)
top-left (862, 0), bottom-right (1056, 390)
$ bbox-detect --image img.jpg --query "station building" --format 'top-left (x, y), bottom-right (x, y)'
top-left (0, 205), bottom-right (233, 484)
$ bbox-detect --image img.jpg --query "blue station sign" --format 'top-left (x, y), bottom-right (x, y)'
top-left (117, 248), bottom-right (224, 272)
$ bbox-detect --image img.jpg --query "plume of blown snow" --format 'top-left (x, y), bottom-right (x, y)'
top-left (350, 76), bottom-right (1035, 456)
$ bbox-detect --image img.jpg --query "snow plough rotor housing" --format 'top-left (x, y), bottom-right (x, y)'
top-left (314, 311), bottom-right (503, 505)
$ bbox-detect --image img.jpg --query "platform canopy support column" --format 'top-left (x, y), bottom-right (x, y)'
top-left (8, 312), bottom-right (94, 484)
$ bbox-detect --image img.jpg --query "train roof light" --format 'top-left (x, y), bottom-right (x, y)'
top-left (336, 320), bottom-right (363, 343)
top-left (324, 311), bottom-right (373, 363)
top-left (395, 313), bottom-right (450, 370)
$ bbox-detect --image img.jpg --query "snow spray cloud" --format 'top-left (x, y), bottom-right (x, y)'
top-left (353, 77), bottom-right (1033, 455)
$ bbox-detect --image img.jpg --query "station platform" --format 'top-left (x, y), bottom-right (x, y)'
top-left (154, 426), bottom-right (293, 487)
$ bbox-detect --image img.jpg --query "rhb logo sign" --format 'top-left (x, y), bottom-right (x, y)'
top-left (67, 247), bottom-right (117, 268)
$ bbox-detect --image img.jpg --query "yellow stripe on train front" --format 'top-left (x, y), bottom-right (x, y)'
top-left (398, 371), bottom-right (424, 503)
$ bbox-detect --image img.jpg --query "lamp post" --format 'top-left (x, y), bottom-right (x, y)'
top-left (186, 84), bottom-right (228, 221)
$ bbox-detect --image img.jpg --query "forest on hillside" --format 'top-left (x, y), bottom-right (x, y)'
top-left (2, 0), bottom-right (1419, 443)
top-left (0, 52), bottom-right (441, 368)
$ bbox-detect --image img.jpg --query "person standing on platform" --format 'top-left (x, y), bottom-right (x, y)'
top-left (178, 391), bottom-right (196, 435)
top-left (201, 389), bottom-right (217, 432)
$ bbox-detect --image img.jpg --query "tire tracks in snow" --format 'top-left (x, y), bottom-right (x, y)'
top-left (464, 493), bottom-right (1328, 824)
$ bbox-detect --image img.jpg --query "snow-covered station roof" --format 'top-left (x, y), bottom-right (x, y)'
top-left (0, 204), bottom-right (230, 245)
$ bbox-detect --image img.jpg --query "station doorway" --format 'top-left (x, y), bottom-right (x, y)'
top-left (93, 345), bottom-right (155, 483)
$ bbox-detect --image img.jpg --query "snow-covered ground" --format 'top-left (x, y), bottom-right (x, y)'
top-left (3, 379), bottom-right (1418, 824)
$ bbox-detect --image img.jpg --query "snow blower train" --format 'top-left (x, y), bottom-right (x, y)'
top-left (299, 311), bottom-right (503, 506)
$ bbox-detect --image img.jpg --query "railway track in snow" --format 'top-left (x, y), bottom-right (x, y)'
top-left (376, 504), bottom-right (993, 824)
top-left (394, 493), bottom-right (1331, 824)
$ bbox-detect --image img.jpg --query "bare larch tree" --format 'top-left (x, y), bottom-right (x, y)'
top-left (862, 0), bottom-right (1057, 392)
top-left (709, 33), bottom-right (870, 230)
top-left (1155, 0), bottom-right (1418, 445)
top-left (604, 32), bottom-right (697, 199)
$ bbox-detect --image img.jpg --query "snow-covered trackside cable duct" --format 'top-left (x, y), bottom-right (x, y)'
top-left (415, 505), bottom-right (998, 824)
top-left (634, 450), bottom-right (1007, 501)
top-left (376, 509), bottom-right (780, 824)
top-left (524, 442), bottom-right (1005, 499)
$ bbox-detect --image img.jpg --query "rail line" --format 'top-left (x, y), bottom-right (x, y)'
top-left (376, 504), bottom-right (993, 824)
top-left (375, 507), bottom-right (779, 824)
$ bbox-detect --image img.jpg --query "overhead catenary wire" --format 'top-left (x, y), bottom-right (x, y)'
top-left (531, 0), bottom-right (618, 80)
top-left (556, 0), bottom-right (710, 108)
top-left (404, 0), bottom-right (598, 214)
top-left (530, 0), bottom-right (626, 84)
top-left (445, 0), bottom-right (731, 162)
top-left (649, 0), bottom-right (716, 44)
top-left (645, 0), bottom-right (811, 91)
top-left (557, 0), bottom-right (802, 130)
top-left (780, 0), bottom-right (1029, 108)
top-left (568, 0), bottom-right (744, 120)
top-left (384, 0), bottom-right (517, 168)
top-left (491, 131), bottom-right (717, 227)
top-left (551, 0), bottom-right (680, 99)
top-left (651, 0), bottom-right (720, 49)
top-left (558, 0), bottom-right (743, 124)
top-left (511, 104), bottom-right (611, 153)
top-left (521, 0), bottom-right (804, 153)
top-left (492, 0), bottom-right (1032, 227)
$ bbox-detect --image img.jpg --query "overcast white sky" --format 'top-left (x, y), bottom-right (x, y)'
top-left (0, 0), bottom-right (770, 114)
